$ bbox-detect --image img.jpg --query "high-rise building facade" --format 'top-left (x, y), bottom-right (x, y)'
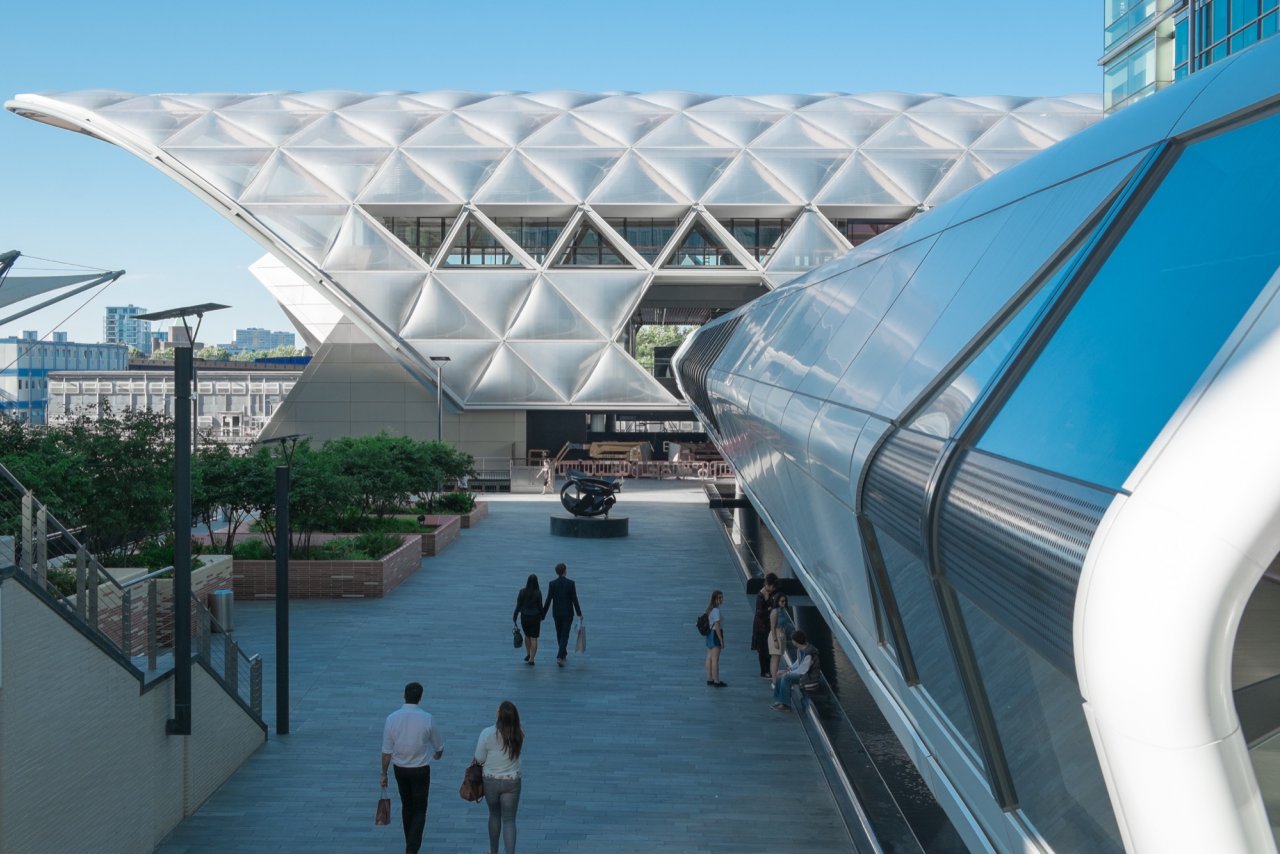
top-left (1102, 0), bottom-right (1278, 111)
top-left (102, 304), bottom-right (153, 354)
top-left (0, 333), bottom-right (128, 425)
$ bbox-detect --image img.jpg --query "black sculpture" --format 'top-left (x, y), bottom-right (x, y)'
top-left (560, 469), bottom-right (622, 517)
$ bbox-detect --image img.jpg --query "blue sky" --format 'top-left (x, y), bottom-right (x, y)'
top-left (1, 0), bottom-right (1103, 346)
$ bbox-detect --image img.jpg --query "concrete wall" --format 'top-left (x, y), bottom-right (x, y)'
top-left (258, 320), bottom-right (526, 461)
top-left (0, 577), bottom-right (264, 854)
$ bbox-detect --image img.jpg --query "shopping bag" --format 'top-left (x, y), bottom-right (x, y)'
top-left (374, 785), bottom-right (391, 826)
top-left (513, 625), bottom-right (524, 648)
top-left (575, 619), bottom-right (586, 653)
top-left (459, 760), bottom-right (485, 802)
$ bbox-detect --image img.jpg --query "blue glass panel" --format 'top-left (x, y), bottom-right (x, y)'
top-left (957, 592), bottom-right (1122, 853)
top-left (979, 112), bottom-right (1280, 489)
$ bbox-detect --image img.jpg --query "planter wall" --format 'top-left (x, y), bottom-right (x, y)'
top-left (231, 533), bottom-right (421, 600)
top-left (459, 501), bottom-right (488, 528)
top-left (396, 515), bottom-right (460, 555)
top-left (87, 556), bottom-right (232, 656)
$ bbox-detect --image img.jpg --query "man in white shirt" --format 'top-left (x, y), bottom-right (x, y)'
top-left (380, 682), bottom-right (445, 854)
top-left (771, 631), bottom-right (817, 712)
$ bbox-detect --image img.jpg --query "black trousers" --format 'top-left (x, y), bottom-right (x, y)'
top-left (393, 764), bottom-right (431, 854)
top-left (554, 613), bottom-right (574, 659)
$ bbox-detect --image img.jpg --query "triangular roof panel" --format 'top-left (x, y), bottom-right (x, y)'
top-left (634, 149), bottom-right (738, 201)
top-left (635, 91), bottom-right (715, 110)
top-left (163, 113), bottom-right (272, 147)
top-left (751, 150), bottom-right (849, 198)
top-left (468, 344), bottom-right (566, 404)
top-left (796, 110), bottom-right (895, 147)
top-left (217, 110), bottom-right (325, 145)
top-left (288, 90), bottom-right (372, 110)
top-left (454, 111), bottom-right (558, 146)
top-left (396, 339), bottom-right (499, 398)
top-left (239, 152), bottom-right (346, 203)
top-left (337, 109), bottom-right (443, 145)
top-left (520, 149), bottom-right (625, 199)
top-left (357, 151), bottom-right (462, 204)
top-left (508, 341), bottom-right (610, 400)
top-left (749, 115), bottom-right (846, 149)
top-left (702, 154), bottom-right (801, 205)
top-left (686, 111), bottom-right (786, 146)
top-left (588, 152), bottom-right (688, 205)
top-left (324, 208), bottom-right (425, 271)
top-left (861, 115), bottom-right (959, 150)
top-left (472, 153), bottom-right (576, 204)
top-left (434, 269), bottom-right (537, 336)
top-left (907, 112), bottom-right (1004, 147)
top-left (765, 211), bottom-right (848, 274)
top-left (572, 345), bottom-right (675, 404)
top-left (924, 153), bottom-right (993, 206)
top-left (457, 94), bottom-right (554, 113)
top-left (401, 148), bottom-right (509, 200)
top-left (331, 271), bottom-right (428, 330)
top-left (97, 110), bottom-right (204, 146)
top-left (574, 111), bottom-right (671, 145)
top-left (283, 113), bottom-right (386, 147)
top-left (553, 220), bottom-right (631, 267)
top-left (663, 217), bottom-right (744, 268)
top-left (542, 270), bottom-right (648, 336)
top-left (402, 114), bottom-right (506, 147)
top-left (439, 215), bottom-right (525, 267)
top-left (635, 114), bottom-right (736, 148)
top-left (505, 275), bottom-right (603, 340)
top-left (405, 91), bottom-right (489, 110)
top-left (246, 205), bottom-right (348, 264)
top-left (971, 116), bottom-right (1058, 150)
top-left (399, 274), bottom-right (497, 338)
top-left (814, 153), bottom-right (912, 206)
top-left (865, 150), bottom-right (963, 201)
top-left (166, 147), bottom-right (274, 199)
top-left (282, 147), bottom-right (390, 201)
top-left (520, 114), bottom-right (624, 147)
top-left (524, 90), bottom-right (605, 110)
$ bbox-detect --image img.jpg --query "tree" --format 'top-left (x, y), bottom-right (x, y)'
top-left (196, 346), bottom-right (231, 361)
top-left (324, 434), bottom-right (417, 520)
top-left (633, 325), bottom-right (693, 372)
top-left (192, 443), bottom-right (274, 553)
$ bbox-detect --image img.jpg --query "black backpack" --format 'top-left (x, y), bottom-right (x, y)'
top-left (696, 612), bottom-right (711, 636)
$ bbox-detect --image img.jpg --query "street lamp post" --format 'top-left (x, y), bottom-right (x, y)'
top-left (135, 303), bottom-right (229, 738)
top-left (430, 356), bottom-right (451, 442)
top-left (271, 434), bottom-right (304, 736)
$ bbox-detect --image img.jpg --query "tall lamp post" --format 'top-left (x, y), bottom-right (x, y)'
top-left (136, 303), bottom-right (229, 737)
top-left (270, 434), bottom-right (304, 736)
top-left (430, 356), bottom-right (451, 442)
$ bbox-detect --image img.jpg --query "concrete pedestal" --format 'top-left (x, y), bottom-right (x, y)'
top-left (550, 515), bottom-right (630, 538)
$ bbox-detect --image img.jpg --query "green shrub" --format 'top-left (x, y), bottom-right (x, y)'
top-left (426, 491), bottom-right (476, 514)
top-left (46, 568), bottom-right (77, 597)
top-left (354, 516), bottom-right (434, 534)
top-left (232, 539), bottom-right (274, 560)
top-left (353, 532), bottom-right (403, 558)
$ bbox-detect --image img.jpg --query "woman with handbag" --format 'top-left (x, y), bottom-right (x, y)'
top-left (473, 700), bottom-right (524, 854)
top-left (513, 575), bottom-right (543, 665)
top-left (768, 593), bottom-right (794, 682)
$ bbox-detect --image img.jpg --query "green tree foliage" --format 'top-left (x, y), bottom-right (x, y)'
top-left (325, 434), bottom-right (419, 520)
top-left (228, 344), bottom-right (306, 361)
top-left (192, 443), bottom-right (274, 553)
top-left (633, 325), bottom-right (693, 372)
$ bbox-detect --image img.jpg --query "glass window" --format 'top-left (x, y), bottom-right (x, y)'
top-left (1104, 38), bottom-right (1158, 111)
top-left (721, 217), bottom-right (793, 262)
top-left (826, 218), bottom-right (900, 247)
top-left (956, 592), bottom-right (1123, 852)
top-left (1105, 0), bottom-right (1158, 47)
top-left (603, 217), bottom-right (679, 263)
top-left (875, 526), bottom-right (985, 766)
top-left (491, 217), bottom-right (568, 264)
top-left (980, 111), bottom-right (1280, 490)
top-left (555, 220), bottom-right (628, 266)
top-left (663, 221), bottom-right (742, 268)
top-left (440, 219), bottom-right (521, 267)
top-left (378, 215), bottom-right (454, 264)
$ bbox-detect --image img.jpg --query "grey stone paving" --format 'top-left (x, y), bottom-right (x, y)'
top-left (157, 482), bottom-right (852, 853)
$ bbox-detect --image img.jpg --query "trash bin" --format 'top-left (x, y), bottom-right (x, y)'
top-left (209, 588), bottom-right (234, 633)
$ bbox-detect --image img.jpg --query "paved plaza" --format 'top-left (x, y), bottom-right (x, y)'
top-left (157, 481), bottom-right (851, 853)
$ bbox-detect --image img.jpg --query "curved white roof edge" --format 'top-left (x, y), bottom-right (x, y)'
top-left (5, 92), bottom-right (460, 406)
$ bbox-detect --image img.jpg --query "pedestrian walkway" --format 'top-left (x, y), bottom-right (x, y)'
top-left (157, 481), bottom-right (852, 853)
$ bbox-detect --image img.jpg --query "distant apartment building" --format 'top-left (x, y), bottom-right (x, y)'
top-left (103, 304), bottom-right (153, 354)
top-left (231, 327), bottom-right (294, 353)
top-left (48, 365), bottom-right (300, 443)
top-left (0, 332), bottom-right (128, 425)
top-left (1102, 0), bottom-right (1278, 111)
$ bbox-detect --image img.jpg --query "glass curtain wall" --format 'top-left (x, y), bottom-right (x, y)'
top-left (1175, 0), bottom-right (1280, 78)
top-left (604, 217), bottom-right (679, 263)
top-left (377, 215), bottom-right (455, 264)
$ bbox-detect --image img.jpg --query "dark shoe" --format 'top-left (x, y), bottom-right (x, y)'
top-left (713, 681), bottom-right (728, 688)
top-left (526, 660), bottom-right (535, 666)
top-left (523, 655), bottom-right (529, 662)
top-left (706, 680), bottom-right (715, 686)
top-left (772, 703), bottom-right (791, 712)
top-left (760, 674), bottom-right (772, 679)
top-left (557, 658), bottom-right (565, 667)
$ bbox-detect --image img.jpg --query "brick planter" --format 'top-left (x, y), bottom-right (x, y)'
top-left (229, 533), bottom-right (421, 600)
top-left (86, 556), bottom-right (233, 656)
top-left (393, 515), bottom-right (461, 556)
top-left (459, 501), bottom-right (488, 529)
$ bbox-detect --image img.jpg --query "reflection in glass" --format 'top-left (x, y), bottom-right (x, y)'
top-left (826, 218), bottom-right (901, 247)
top-left (440, 219), bottom-right (522, 266)
top-left (604, 217), bottom-right (679, 263)
top-left (956, 592), bottom-right (1123, 853)
top-left (492, 217), bottom-right (569, 264)
top-left (980, 111), bottom-right (1280, 490)
top-left (664, 221), bottom-right (743, 267)
top-left (875, 527), bottom-right (984, 765)
top-left (555, 220), bottom-right (628, 266)
top-left (722, 217), bottom-right (794, 262)
top-left (379, 215), bottom-right (455, 264)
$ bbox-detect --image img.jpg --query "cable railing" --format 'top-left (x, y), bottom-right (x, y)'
top-left (0, 461), bottom-right (261, 721)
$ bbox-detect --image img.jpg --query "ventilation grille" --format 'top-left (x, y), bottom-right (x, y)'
top-left (861, 429), bottom-right (945, 556)
top-left (674, 314), bottom-right (742, 433)
top-left (937, 449), bottom-right (1116, 678)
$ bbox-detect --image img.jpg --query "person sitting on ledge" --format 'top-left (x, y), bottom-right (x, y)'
top-left (771, 630), bottom-right (817, 712)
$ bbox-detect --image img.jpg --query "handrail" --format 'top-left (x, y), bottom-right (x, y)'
top-left (121, 564), bottom-right (175, 589)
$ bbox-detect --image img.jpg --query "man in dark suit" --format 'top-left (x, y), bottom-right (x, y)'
top-left (541, 562), bottom-right (583, 666)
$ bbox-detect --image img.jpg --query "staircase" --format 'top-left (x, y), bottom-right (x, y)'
top-left (0, 461), bottom-right (265, 727)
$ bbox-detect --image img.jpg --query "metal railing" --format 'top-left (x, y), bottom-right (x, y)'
top-left (0, 461), bottom-right (261, 721)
